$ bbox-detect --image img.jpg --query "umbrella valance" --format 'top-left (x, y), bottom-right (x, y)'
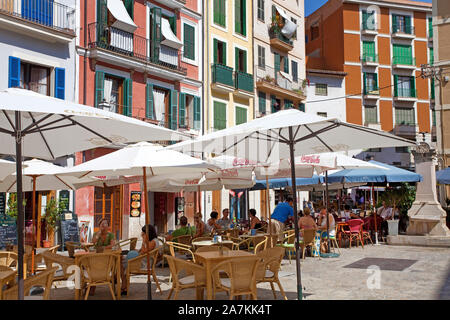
top-left (436, 167), bottom-right (450, 185)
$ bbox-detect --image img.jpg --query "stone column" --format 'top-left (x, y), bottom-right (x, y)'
top-left (407, 143), bottom-right (450, 236)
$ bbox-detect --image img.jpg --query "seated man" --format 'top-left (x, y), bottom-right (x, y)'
top-left (165, 216), bottom-right (195, 241)
top-left (341, 205), bottom-right (360, 220)
top-left (217, 208), bottom-right (231, 229)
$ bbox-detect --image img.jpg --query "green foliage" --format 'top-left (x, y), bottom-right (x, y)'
top-left (5, 193), bottom-right (27, 221)
top-left (379, 183), bottom-right (416, 218)
top-left (44, 197), bottom-right (65, 230)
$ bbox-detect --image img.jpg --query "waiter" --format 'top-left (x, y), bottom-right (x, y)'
top-left (270, 196), bottom-right (294, 241)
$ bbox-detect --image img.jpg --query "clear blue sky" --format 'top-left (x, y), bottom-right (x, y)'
top-left (305, 0), bottom-right (432, 17)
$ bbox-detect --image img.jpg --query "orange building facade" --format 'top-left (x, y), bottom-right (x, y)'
top-left (306, 0), bottom-right (434, 169)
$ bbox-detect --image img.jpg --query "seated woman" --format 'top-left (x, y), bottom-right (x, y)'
top-left (92, 218), bottom-right (116, 251)
top-left (205, 211), bottom-right (222, 235)
top-left (193, 212), bottom-right (206, 238)
top-left (120, 224), bottom-right (160, 295)
top-left (298, 208), bottom-right (318, 233)
top-left (248, 209), bottom-right (262, 230)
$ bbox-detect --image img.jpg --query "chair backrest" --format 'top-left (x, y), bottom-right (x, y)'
top-left (0, 265), bottom-right (13, 272)
top-left (2, 267), bottom-right (58, 300)
top-left (46, 245), bottom-right (60, 254)
top-left (129, 237), bottom-right (138, 251)
top-left (227, 229), bottom-right (240, 238)
top-left (0, 251), bottom-right (18, 268)
top-left (64, 241), bottom-right (80, 258)
top-left (348, 219), bottom-right (364, 233)
top-left (164, 254), bottom-right (204, 288)
top-left (266, 234), bottom-right (279, 248)
top-left (254, 237), bottom-right (268, 254)
top-left (255, 247), bottom-right (285, 280)
top-left (192, 236), bottom-right (213, 242)
top-left (302, 229), bottom-right (316, 245)
top-left (174, 235), bottom-right (192, 246)
top-left (195, 246), bottom-right (231, 253)
top-left (13, 245), bottom-right (32, 255)
top-left (212, 257), bottom-right (261, 293)
top-left (78, 253), bottom-right (117, 283)
top-left (166, 241), bottom-right (195, 263)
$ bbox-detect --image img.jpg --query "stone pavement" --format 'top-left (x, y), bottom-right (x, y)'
top-left (48, 244), bottom-right (450, 300)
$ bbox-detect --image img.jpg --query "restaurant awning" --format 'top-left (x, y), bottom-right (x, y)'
top-left (274, 4), bottom-right (297, 39)
top-left (161, 18), bottom-right (183, 49)
top-left (108, 0), bottom-right (137, 33)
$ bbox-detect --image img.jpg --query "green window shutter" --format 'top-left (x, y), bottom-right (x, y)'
top-left (430, 47), bottom-right (434, 65)
top-left (410, 77), bottom-right (416, 97)
top-left (292, 61), bottom-right (298, 82)
top-left (214, 0), bottom-right (219, 25)
top-left (405, 16), bottom-right (411, 33)
top-left (362, 10), bottom-right (368, 26)
top-left (235, 0), bottom-right (241, 34)
top-left (193, 96), bottom-right (201, 130)
top-left (146, 84), bottom-right (154, 119)
top-left (271, 95), bottom-right (277, 113)
top-left (170, 89), bottom-right (178, 129)
top-left (284, 56), bottom-right (289, 73)
top-left (97, 0), bottom-right (107, 25)
top-left (242, 0), bottom-right (246, 36)
top-left (394, 75), bottom-right (398, 97)
top-left (243, 50), bottom-right (247, 73)
top-left (169, 16), bottom-right (176, 35)
top-left (222, 42), bottom-right (227, 65)
top-left (123, 78), bottom-right (132, 117)
top-left (235, 106), bottom-right (247, 125)
top-left (392, 15), bottom-right (398, 31)
top-left (214, 101), bottom-right (226, 130)
top-left (213, 39), bottom-right (218, 64)
top-left (235, 48), bottom-right (239, 71)
top-left (151, 7), bottom-right (162, 62)
top-left (221, 0), bottom-right (226, 26)
top-left (363, 73), bottom-right (367, 93)
top-left (299, 103), bottom-right (305, 112)
top-left (179, 92), bottom-right (186, 127)
top-left (95, 71), bottom-right (105, 108)
top-left (183, 24), bottom-right (195, 60)
top-left (123, 0), bottom-right (134, 20)
top-left (274, 53), bottom-right (280, 73)
top-left (258, 91), bottom-right (266, 113)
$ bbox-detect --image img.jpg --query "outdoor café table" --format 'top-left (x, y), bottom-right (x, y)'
top-left (0, 269), bottom-right (16, 300)
top-left (73, 249), bottom-right (122, 300)
top-left (191, 240), bottom-right (234, 250)
top-left (194, 250), bottom-right (256, 300)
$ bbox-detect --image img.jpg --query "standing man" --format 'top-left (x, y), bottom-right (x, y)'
top-left (217, 208), bottom-right (231, 229)
top-left (377, 201), bottom-right (393, 237)
top-left (270, 197), bottom-right (294, 240)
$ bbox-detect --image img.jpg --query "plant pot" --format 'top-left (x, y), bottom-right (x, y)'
top-left (47, 227), bottom-right (55, 246)
top-left (42, 240), bottom-right (51, 248)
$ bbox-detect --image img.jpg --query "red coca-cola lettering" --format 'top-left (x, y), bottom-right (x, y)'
top-left (300, 155), bottom-right (321, 164)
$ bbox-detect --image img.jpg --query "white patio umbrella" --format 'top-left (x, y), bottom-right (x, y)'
top-left (0, 88), bottom-right (188, 300)
top-left (168, 109), bottom-right (416, 300)
top-left (0, 159), bottom-right (20, 181)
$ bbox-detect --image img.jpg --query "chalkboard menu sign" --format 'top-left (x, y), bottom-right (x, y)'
top-left (59, 215), bottom-right (80, 249)
top-left (59, 190), bottom-right (70, 213)
top-left (0, 192), bottom-right (6, 216)
top-left (0, 221), bottom-right (17, 249)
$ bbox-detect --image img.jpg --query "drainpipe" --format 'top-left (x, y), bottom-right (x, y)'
top-left (83, 0), bottom-right (87, 105)
top-left (202, 0), bottom-right (208, 216)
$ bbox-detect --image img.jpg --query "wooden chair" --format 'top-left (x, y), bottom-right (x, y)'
top-left (341, 219), bottom-right (365, 248)
top-left (362, 221), bottom-right (374, 245)
top-left (256, 247), bottom-right (287, 300)
top-left (78, 253), bottom-right (117, 300)
top-left (211, 257), bottom-right (261, 300)
top-left (278, 232), bottom-right (296, 263)
top-left (164, 254), bottom-right (206, 300)
top-left (173, 235), bottom-right (192, 246)
top-left (125, 248), bottom-right (162, 295)
top-left (320, 225), bottom-right (341, 254)
top-left (300, 229), bottom-right (317, 260)
top-left (195, 246), bottom-right (231, 253)
top-left (2, 267), bottom-right (58, 300)
top-left (27, 245), bottom-right (61, 274)
top-left (0, 251), bottom-right (17, 268)
top-left (41, 251), bottom-right (76, 283)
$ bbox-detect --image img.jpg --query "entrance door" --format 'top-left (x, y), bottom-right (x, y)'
top-left (154, 193), bottom-right (167, 234)
top-left (94, 186), bottom-right (122, 236)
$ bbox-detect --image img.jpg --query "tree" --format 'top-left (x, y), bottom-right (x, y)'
top-left (44, 197), bottom-right (65, 244)
top-left (5, 193), bottom-right (27, 221)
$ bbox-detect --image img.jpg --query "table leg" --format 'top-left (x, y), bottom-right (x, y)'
top-left (206, 261), bottom-right (212, 300)
top-left (75, 288), bottom-right (80, 300)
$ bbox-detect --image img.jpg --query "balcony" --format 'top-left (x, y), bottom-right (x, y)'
top-left (394, 87), bottom-right (417, 101)
top-left (364, 122), bottom-right (381, 131)
top-left (361, 54), bottom-right (379, 67)
top-left (392, 124), bottom-right (416, 139)
top-left (392, 56), bottom-right (416, 70)
top-left (211, 63), bottom-right (235, 93)
top-left (392, 24), bottom-right (415, 39)
top-left (154, 0), bottom-right (186, 9)
top-left (361, 21), bottom-right (378, 36)
top-left (363, 85), bottom-right (379, 100)
top-left (234, 71), bottom-right (254, 99)
top-left (88, 23), bottom-right (187, 81)
top-left (0, 0), bottom-right (76, 43)
top-left (269, 27), bottom-right (293, 52)
top-left (255, 65), bottom-right (305, 103)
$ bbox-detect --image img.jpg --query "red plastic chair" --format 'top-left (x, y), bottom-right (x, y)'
top-left (341, 219), bottom-right (364, 248)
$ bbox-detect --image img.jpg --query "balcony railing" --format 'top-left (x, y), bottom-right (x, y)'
top-left (255, 65), bottom-right (304, 93)
top-left (269, 27), bottom-right (293, 46)
top-left (235, 71), bottom-right (254, 93)
top-left (0, 0), bottom-right (75, 32)
top-left (361, 54), bottom-right (378, 63)
top-left (392, 24), bottom-right (415, 35)
top-left (211, 63), bottom-right (234, 88)
top-left (392, 56), bottom-right (416, 66)
top-left (364, 84), bottom-right (379, 96)
top-left (394, 87), bottom-right (417, 98)
top-left (88, 22), bottom-right (187, 73)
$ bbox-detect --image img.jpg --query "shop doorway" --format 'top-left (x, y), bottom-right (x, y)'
top-left (94, 186), bottom-right (123, 239)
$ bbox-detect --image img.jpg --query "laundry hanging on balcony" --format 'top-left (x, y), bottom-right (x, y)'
top-left (277, 71), bottom-right (293, 90)
top-left (161, 18), bottom-right (183, 49)
top-left (274, 5), bottom-right (297, 39)
top-left (107, 0), bottom-right (137, 33)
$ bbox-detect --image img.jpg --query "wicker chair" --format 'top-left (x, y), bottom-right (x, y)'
top-left (64, 241), bottom-right (82, 258)
top-left (173, 235), bottom-right (192, 246)
top-left (231, 237), bottom-right (251, 251)
top-left (2, 267), bottom-right (58, 300)
top-left (253, 237), bottom-right (268, 254)
top-left (226, 229), bottom-right (240, 238)
top-left (277, 231), bottom-right (296, 263)
top-left (117, 238), bottom-right (138, 251)
top-left (27, 245), bottom-right (61, 274)
top-left (166, 241), bottom-right (195, 263)
top-left (266, 234), bottom-right (279, 248)
top-left (0, 251), bottom-right (17, 268)
top-left (211, 257), bottom-right (261, 300)
top-left (125, 248), bottom-right (162, 295)
top-left (248, 235), bottom-right (267, 253)
top-left (300, 229), bottom-right (317, 260)
top-left (41, 251), bottom-right (75, 283)
top-left (78, 253), bottom-right (117, 300)
top-left (165, 254), bottom-right (206, 300)
top-left (195, 246), bottom-right (231, 253)
top-left (192, 236), bottom-right (213, 242)
top-left (256, 247), bottom-right (287, 300)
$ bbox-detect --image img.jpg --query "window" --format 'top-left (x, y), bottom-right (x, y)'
top-left (362, 41), bottom-right (376, 62)
top-left (183, 24), bottom-right (195, 60)
top-left (310, 24), bottom-right (319, 40)
top-left (362, 10), bottom-right (376, 30)
top-left (235, 0), bottom-right (246, 36)
top-left (392, 14), bottom-right (412, 34)
top-left (235, 48), bottom-right (247, 72)
top-left (364, 73), bottom-right (378, 94)
top-left (258, 46), bottom-right (265, 68)
top-left (214, 101), bottom-right (227, 130)
top-left (284, 99), bottom-right (293, 109)
top-left (317, 112), bottom-right (327, 117)
top-left (430, 47), bottom-right (434, 65)
top-left (20, 61), bottom-right (50, 96)
top-left (214, 0), bottom-right (226, 27)
top-left (299, 103), bottom-right (305, 112)
top-left (395, 147), bottom-right (409, 153)
top-left (395, 107), bottom-right (415, 125)
top-left (364, 105), bottom-right (377, 124)
top-left (179, 93), bottom-right (200, 130)
top-left (257, 0), bottom-right (264, 21)
top-left (123, 0), bottom-right (134, 19)
top-left (235, 106), bottom-right (247, 125)
top-left (394, 75), bottom-right (415, 98)
top-left (271, 95), bottom-right (281, 113)
top-left (428, 17), bottom-right (433, 38)
top-left (393, 44), bottom-right (413, 65)
top-left (258, 91), bottom-right (266, 113)
top-left (214, 39), bottom-right (226, 65)
top-left (95, 71), bottom-right (133, 116)
top-left (291, 61), bottom-right (298, 83)
top-left (315, 83), bottom-right (328, 96)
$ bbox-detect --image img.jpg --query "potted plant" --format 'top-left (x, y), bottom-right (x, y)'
top-left (6, 193), bottom-right (27, 221)
top-left (380, 183), bottom-right (416, 234)
top-left (43, 197), bottom-right (65, 247)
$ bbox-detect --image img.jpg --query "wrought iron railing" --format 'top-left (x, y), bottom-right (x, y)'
top-left (364, 84), bottom-right (379, 95)
top-left (361, 54), bottom-right (378, 63)
top-left (88, 22), bottom-right (187, 74)
top-left (394, 87), bottom-right (417, 98)
top-left (0, 0), bottom-right (75, 32)
top-left (268, 27), bottom-right (293, 46)
top-left (255, 65), bottom-right (304, 94)
top-left (392, 24), bottom-right (415, 35)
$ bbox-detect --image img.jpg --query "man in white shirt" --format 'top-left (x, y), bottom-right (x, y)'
top-left (341, 205), bottom-right (360, 220)
top-left (377, 201), bottom-right (393, 220)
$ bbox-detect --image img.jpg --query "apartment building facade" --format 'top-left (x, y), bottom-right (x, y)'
top-left (306, 0), bottom-right (434, 170)
top-left (76, 0), bottom-right (203, 238)
top-left (1, 0), bottom-right (78, 246)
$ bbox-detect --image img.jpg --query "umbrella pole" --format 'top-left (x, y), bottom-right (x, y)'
top-left (266, 175), bottom-right (272, 246)
top-left (372, 183), bottom-right (379, 245)
top-left (15, 111), bottom-right (24, 300)
top-left (288, 126), bottom-right (302, 301)
top-left (31, 176), bottom-right (37, 274)
top-left (142, 167), bottom-right (152, 300)
top-left (325, 171), bottom-right (331, 254)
